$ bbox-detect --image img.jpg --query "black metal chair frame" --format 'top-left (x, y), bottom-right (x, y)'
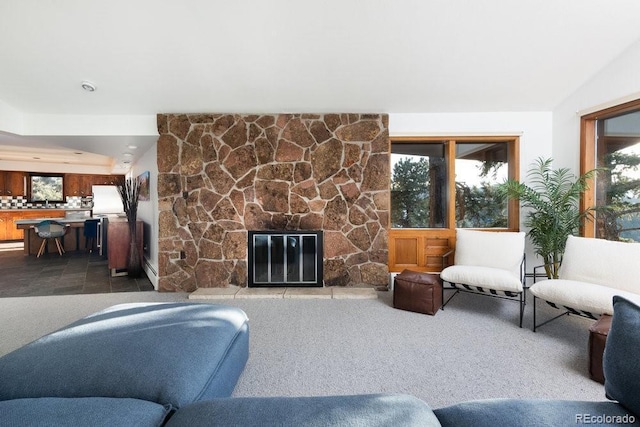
top-left (440, 251), bottom-right (527, 328)
top-left (531, 264), bottom-right (597, 332)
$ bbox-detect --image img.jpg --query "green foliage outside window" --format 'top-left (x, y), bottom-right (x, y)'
top-left (390, 157), bottom-right (430, 228)
top-left (391, 156), bottom-right (507, 229)
top-left (598, 151), bottom-right (640, 242)
top-left (31, 176), bottom-right (63, 201)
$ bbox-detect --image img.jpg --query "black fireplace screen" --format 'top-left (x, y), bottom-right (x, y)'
top-left (248, 231), bottom-right (323, 287)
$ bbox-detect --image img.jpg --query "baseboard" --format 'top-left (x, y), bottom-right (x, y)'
top-left (143, 257), bottom-right (158, 290)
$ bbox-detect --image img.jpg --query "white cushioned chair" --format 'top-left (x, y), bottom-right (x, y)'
top-left (530, 235), bottom-right (640, 331)
top-left (440, 229), bottom-right (526, 327)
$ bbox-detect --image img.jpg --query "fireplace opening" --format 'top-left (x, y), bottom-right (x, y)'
top-left (248, 230), bottom-right (323, 287)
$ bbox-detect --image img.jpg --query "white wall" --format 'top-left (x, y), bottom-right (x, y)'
top-left (389, 112), bottom-right (553, 271)
top-left (131, 142), bottom-right (159, 289)
top-left (389, 111), bottom-right (554, 214)
top-left (552, 38), bottom-right (640, 171)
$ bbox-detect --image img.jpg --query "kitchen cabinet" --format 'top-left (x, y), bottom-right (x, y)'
top-left (107, 219), bottom-right (143, 276)
top-left (65, 174), bottom-right (80, 196)
top-left (0, 210), bottom-right (66, 241)
top-left (94, 175), bottom-right (120, 186)
top-left (0, 171), bottom-right (25, 196)
top-left (0, 212), bottom-right (8, 240)
top-left (65, 174), bottom-right (94, 196)
top-left (65, 174), bottom-right (124, 197)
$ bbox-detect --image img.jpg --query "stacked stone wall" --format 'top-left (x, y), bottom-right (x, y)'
top-left (157, 113), bottom-right (389, 291)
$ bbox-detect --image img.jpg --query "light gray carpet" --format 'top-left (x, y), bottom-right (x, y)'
top-left (0, 289), bottom-right (604, 408)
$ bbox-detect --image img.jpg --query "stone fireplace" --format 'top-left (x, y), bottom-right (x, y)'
top-left (157, 113), bottom-right (390, 292)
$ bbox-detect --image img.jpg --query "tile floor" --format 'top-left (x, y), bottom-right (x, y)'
top-left (0, 244), bottom-right (154, 298)
top-left (0, 244), bottom-right (380, 300)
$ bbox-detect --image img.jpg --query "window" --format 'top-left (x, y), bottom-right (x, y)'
top-left (581, 101), bottom-right (640, 242)
top-left (30, 174), bottom-right (64, 202)
top-left (391, 137), bottom-right (518, 230)
top-left (388, 136), bottom-right (519, 273)
top-left (391, 141), bottom-right (447, 228)
top-left (454, 142), bottom-right (509, 228)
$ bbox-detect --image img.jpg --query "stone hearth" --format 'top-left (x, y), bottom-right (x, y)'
top-left (157, 113), bottom-right (390, 292)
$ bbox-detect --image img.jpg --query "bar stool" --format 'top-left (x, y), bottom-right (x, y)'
top-left (84, 219), bottom-right (100, 253)
top-left (34, 220), bottom-right (69, 257)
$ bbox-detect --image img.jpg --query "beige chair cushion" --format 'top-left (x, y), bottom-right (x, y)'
top-left (440, 265), bottom-right (523, 293)
top-left (531, 279), bottom-right (640, 316)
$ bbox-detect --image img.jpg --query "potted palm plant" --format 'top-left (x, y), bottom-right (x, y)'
top-left (116, 176), bottom-right (143, 278)
top-left (500, 157), bottom-right (596, 279)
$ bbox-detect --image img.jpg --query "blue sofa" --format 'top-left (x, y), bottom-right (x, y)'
top-left (0, 298), bottom-right (638, 426)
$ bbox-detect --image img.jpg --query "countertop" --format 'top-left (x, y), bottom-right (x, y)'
top-left (15, 217), bottom-right (100, 225)
top-left (0, 208), bottom-right (92, 212)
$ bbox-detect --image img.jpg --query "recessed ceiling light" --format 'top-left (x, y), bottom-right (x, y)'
top-left (122, 152), bottom-right (133, 157)
top-left (81, 81), bottom-right (97, 92)
top-left (127, 145), bottom-right (137, 150)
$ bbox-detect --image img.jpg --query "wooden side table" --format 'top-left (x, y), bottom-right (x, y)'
top-left (107, 219), bottom-right (143, 277)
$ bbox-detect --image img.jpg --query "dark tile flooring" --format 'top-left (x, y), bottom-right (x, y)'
top-left (0, 245), bottom-right (154, 298)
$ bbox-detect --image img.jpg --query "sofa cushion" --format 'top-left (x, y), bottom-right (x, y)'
top-left (165, 394), bottom-right (441, 427)
top-left (604, 296), bottom-right (640, 417)
top-left (560, 236), bottom-right (640, 294)
top-left (0, 397), bottom-right (171, 427)
top-left (0, 302), bottom-right (249, 408)
top-left (531, 280), bottom-right (640, 316)
top-left (440, 265), bottom-right (523, 293)
top-left (434, 399), bottom-right (637, 427)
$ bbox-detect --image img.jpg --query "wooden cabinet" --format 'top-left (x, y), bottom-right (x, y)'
top-left (93, 175), bottom-right (120, 186)
top-left (65, 174), bottom-right (92, 196)
top-left (65, 174), bottom-right (123, 197)
top-left (388, 228), bottom-right (455, 273)
top-left (65, 174), bottom-right (80, 196)
top-left (107, 219), bottom-right (143, 276)
top-left (0, 212), bottom-right (8, 240)
top-left (0, 210), bottom-right (66, 242)
top-left (0, 171), bottom-right (25, 196)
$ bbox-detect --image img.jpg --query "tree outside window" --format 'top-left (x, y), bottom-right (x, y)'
top-left (391, 140), bottom-right (510, 230)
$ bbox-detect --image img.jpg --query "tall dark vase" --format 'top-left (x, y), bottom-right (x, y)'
top-left (127, 220), bottom-right (143, 278)
top-left (117, 176), bottom-right (143, 279)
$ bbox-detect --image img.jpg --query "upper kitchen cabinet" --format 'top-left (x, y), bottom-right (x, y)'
top-left (67, 174), bottom-right (95, 197)
top-left (0, 171), bottom-right (26, 196)
top-left (65, 174), bottom-right (80, 196)
top-left (94, 175), bottom-right (120, 185)
top-left (65, 174), bottom-right (123, 197)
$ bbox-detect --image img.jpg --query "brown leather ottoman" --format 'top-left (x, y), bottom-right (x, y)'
top-left (393, 269), bottom-right (442, 315)
top-left (588, 314), bottom-right (612, 384)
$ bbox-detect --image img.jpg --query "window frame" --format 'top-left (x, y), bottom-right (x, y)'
top-left (580, 98), bottom-right (640, 238)
top-left (390, 135), bottom-right (520, 232)
top-left (28, 173), bottom-right (65, 203)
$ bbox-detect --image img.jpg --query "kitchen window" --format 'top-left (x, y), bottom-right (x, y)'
top-left (30, 174), bottom-right (64, 202)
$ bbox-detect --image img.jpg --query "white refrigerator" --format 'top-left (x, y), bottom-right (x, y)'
top-left (92, 185), bottom-right (125, 215)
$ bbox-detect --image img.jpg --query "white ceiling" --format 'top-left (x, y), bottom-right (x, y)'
top-left (1, 0), bottom-right (640, 172)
